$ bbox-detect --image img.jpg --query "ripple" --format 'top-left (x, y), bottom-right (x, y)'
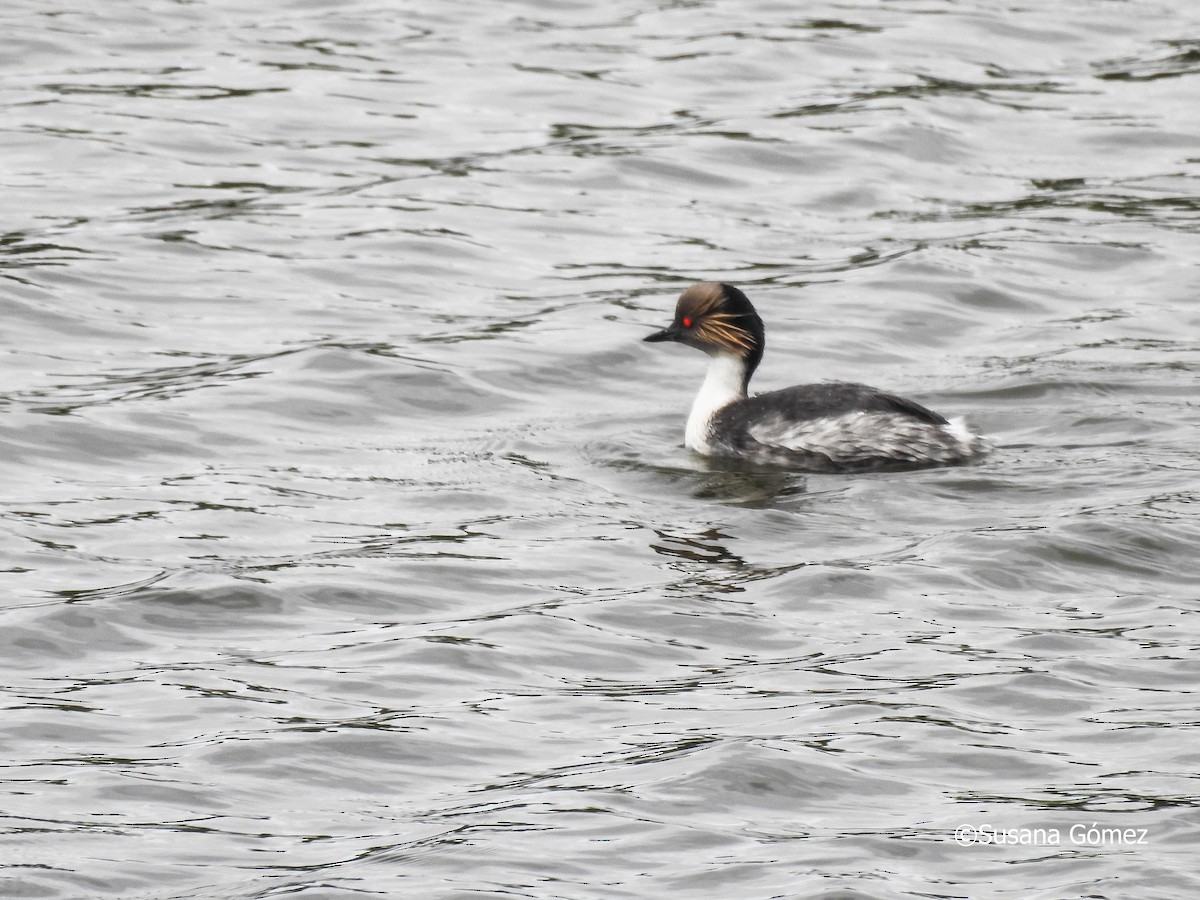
top-left (3, 0), bottom-right (1200, 897)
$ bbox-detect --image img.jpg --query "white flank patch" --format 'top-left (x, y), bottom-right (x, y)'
top-left (749, 411), bottom-right (980, 463)
top-left (945, 416), bottom-right (984, 455)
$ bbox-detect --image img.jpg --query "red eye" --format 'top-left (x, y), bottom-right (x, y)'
top-left (682, 316), bottom-right (693, 328)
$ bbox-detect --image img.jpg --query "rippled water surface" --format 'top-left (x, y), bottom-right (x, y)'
top-left (4, 1), bottom-right (1200, 897)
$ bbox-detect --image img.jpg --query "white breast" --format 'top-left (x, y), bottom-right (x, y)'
top-left (685, 353), bottom-right (747, 453)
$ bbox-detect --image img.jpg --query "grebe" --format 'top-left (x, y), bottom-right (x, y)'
top-left (643, 282), bottom-right (983, 472)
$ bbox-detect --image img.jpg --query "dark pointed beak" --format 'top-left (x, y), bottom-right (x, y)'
top-left (644, 325), bottom-right (681, 343)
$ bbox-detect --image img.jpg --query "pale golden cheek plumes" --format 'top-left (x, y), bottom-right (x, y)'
top-left (691, 310), bottom-right (755, 353)
top-left (675, 283), bottom-right (755, 354)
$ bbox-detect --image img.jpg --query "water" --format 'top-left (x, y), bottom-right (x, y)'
top-left (3, 1), bottom-right (1199, 897)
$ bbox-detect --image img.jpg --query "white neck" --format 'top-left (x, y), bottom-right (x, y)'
top-left (685, 353), bottom-right (748, 452)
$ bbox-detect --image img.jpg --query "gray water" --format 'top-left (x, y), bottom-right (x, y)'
top-left (3, 1), bottom-right (1200, 898)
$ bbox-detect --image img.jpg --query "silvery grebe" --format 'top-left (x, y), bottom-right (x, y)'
top-left (644, 282), bottom-right (983, 472)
